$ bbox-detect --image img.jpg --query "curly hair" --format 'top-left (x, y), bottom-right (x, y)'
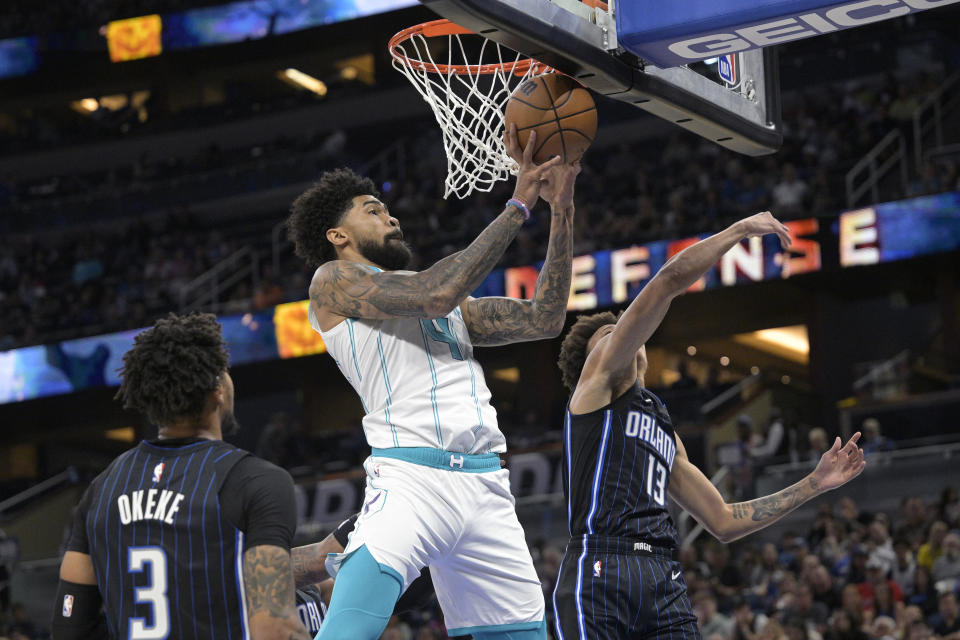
top-left (557, 311), bottom-right (621, 391)
top-left (116, 312), bottom-right (229, 426)
top-left (287, 167), bottom-right (380, 267)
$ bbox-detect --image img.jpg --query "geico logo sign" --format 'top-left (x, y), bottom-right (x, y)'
top-left (667, 0), bottom-right (960, 60)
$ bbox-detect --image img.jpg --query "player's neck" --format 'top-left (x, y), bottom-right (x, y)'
top-left (337, 249), bottom-right (384, 271)
top-left (157, 419), bottom-right (222, 441)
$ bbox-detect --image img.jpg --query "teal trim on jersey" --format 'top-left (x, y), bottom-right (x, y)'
top-left (376, 331), bottom-right (399, 447)
top-left (345, 319), bottom-right (363, 383)
top-left (371, 447), bottom-right (501, 473)
top-left (454, 308), bottom-right (486, 431)
top-left (416, 322), bottom-right (445, 448)
top-left (448, 619), bottom-right (547, 638)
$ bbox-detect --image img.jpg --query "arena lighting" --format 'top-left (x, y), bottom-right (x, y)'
top-left (105, 427), bottom-right (135, 442)
top-left (491, 367), bottom-right (520, 383)
top-left (720, 356), bottom-right (730, 367)
top-left (733, 325), bottom-right (809, 363)
top-left (277, 68), bottom-right (327, 96)
top-left (750, 366), bottom-right (760, 375)
top-left (686, 345), bottom-right (697, 356)
top-left (78, 98), bottom-right (99, 112)
top-left (781, 375), bottom-right (792, 385)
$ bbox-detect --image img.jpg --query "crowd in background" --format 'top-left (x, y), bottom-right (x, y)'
top-left (1, 71), bottom-right (957, 352)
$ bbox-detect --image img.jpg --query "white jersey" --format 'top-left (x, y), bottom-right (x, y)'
top-left (310, 304), bottom-right (505, 454)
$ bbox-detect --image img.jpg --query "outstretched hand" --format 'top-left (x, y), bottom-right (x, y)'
top-left (540, 161), bottom-right (582, 214)
top-left (811, 432), bottom-right (866, 493)
top-left (505, 123), bottom-right (562, 207)
top-left (738, 211), bottom-right (793, 250)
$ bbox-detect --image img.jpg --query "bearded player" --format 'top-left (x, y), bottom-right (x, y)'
top-left (553, 212), bottom-right (867, 639)
top-left (287, 127), bottom-right (579, 639)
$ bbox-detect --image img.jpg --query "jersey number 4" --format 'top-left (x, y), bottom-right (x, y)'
top-left (128, 547), bottom-right (170, 639)
top-left (420, 318), bottom-right (464, 361)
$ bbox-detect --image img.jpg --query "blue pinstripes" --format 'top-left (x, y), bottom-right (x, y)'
top-left (455, 308), bottom-right (486, 432)
top-left (345, 319), bottom-right (363, 383)
top-left (201, 472), bottom-right (217, 640)
top-left (575, 410), bottom-right (612, 639)
top-left (114, 450), bottom-right (140, 624)
top-left (574, 536), bottom-right (589, 640)
top-left (235, 530), bottom-right (251, 640)
top-left (604, 415), bottom-right (628, 533)
top-left (173, 452), bottom-right (197, 640)
top-left (187, 447), bottom-right (215, 638)
top-left (215, 453), bottom-right (234, 640)
top-left (552, 549), bottom-right (568, 640)
top-left (416, 321), bottom-right (444, 447)
top-left (158, 456), bottom-right (179, 589)
top-left (375, 331), bottom-right (399, 447)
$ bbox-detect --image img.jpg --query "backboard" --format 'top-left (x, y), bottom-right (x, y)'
top-left (418, 0), bottom-right (783, 156)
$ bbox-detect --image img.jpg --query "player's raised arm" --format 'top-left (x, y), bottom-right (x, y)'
top-left (460, 160), bottom-right (580, 346)
top-left (585, 212), bottom-right (792, 385)
top-left (305, 126), bottom-right (561, 324)
top-left (669, 433), bottom-right (865, 542)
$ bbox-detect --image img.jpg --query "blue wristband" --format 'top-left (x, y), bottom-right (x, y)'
top-left (507, 198), bottom-right (531, 220)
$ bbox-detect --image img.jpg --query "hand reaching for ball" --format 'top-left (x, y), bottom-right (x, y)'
top-left (505, 123), bottom-right (562, 207)
top-left (539, 161), bottom-right (581, 213)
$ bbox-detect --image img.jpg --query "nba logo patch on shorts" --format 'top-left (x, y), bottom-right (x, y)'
top-left (62, 594), bottom-right (74, 617)
top-left (593, 560), bottom-right (602, 577)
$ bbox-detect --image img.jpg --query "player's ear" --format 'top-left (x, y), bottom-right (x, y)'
top-left (326, 226), bottom-right (349, 250)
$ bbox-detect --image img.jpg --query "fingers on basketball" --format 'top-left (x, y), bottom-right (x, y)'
top-left (505, 73), bottom-right (597, 165)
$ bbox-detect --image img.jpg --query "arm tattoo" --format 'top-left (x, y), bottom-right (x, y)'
top-left (312, 206), bottom-right (525, 319)
top-left (731, 477), bottom-right (818, 524)
top-left (243, 545), bottom-right (310, 640)
top-left (462, 206), bottom-right (574, 346)
top-left (291, 542), bottom-right (328, 588)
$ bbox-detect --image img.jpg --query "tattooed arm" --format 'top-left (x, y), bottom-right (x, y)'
top-left (311, 126), bottom-right (561, 324)
top-left (459, 162), bottom-right (580, 346)
top-left (669, 433), bottom-right (865, 543)
top-left (243, 545), bottom-right (311, 640)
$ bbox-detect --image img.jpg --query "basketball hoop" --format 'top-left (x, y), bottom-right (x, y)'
top-left (389, 19), bottom-right (553, 199)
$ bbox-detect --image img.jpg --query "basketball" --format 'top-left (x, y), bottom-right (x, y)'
top-left (504, 72), bottom-right (597, 164)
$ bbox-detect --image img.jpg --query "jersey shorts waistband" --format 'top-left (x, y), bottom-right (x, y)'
top-left (567, 534), bottom-right (676, 558)
top-left (370, 447), bottom-right (502, 473)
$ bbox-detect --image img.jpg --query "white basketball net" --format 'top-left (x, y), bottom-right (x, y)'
top-left (390, 22), bottom-right (551, 199)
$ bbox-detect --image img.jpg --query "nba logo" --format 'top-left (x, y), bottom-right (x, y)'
top-left (718, 54), bottom-right (738, 87)
top-left (152, 462), bottom-right (165, 483)
top-left (593, 560), bottom-right (602, 577)
top-left (62, 594), bottom-right (74, 617)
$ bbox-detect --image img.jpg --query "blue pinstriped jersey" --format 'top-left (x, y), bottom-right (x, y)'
top-left (563, 382), bottom-right (680, 546)
top-left (84, 439), bottom-right (251, 640)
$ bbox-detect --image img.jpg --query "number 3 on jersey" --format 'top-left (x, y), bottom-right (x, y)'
top-left (420, 318), bottom-right (464, 361)
top-left (646, 454), bottom-right (667, 506)
top-left (128, 547), bottom-right (170, 639)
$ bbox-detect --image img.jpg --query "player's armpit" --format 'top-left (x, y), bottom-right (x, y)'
top-left (243, 545), bottom-right (311, 640)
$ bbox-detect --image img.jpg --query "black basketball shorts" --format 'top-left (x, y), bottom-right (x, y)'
top-left (552, 536), bottom-right (701, 640)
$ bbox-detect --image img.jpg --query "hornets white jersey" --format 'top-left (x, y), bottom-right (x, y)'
top-left (310, 305), bottom-right (505, 454)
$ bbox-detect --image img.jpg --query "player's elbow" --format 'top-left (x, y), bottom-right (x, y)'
top-left (654, 263), bottom-right (686, 295)
top-left (424, 288), bottom-right (459, 318)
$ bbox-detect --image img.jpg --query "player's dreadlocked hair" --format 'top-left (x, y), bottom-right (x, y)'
top-left (557, 311), bottom-right (621, 391)
top-left (287, 167), bottom-right (380, 267)
top-left (116, 312), bottom-right (229, 426)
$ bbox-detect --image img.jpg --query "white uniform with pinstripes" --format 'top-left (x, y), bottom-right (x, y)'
top-left (308, 301), bottom-right (545, 635)
top-left (310, 307), bottom-right (504, 453)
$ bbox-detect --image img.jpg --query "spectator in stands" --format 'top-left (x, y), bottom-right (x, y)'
top-left (706, 542), bottom-right (747, 604)
top-left (938, 488), bottom-right (960, 529)
top-left (870, 615), bottom-right (898, 640)
top-left (772, 163), bottom-right (808, 217)
top-left (859, 555), bottom-right (905, 611)
top-left (842, 583), bottom-right (868, 628)
top-left (897, 497), bottom-right (932, 549)
top-left (861, 418), bottom-right (895, 455)
top-left (671, 360), bottom-right (699, 390)
top-left (732, 595), bottom-right (769, 640)
top-left (931, 533), bottom-right (960, 586)
top-left (867, 520), bottom-right (898, 575)
top-left (694, 590), bottom-right (734, 639)
top-left (872, 581), bottom-right (899, 619)
top-left (908, 620), bottom-right (933, 640)
top-left (808, 428), bottom-right (829, 463)
top-left (918, 522), bottom-right (950, 571)
top-left (7, 603), bottom-right (36, 638)
top-left (826, 610), bottom-right (868, 640)
top-left (810, 565), bottom-right (842, 610)
top-left (930, 592), bottom-right (960, 640)
top-left (751, 410), bottom-right (787, 463)
top-left (909, 566), bottom-right (941, 616)
top-left (783, 582), bottom-right (831, 631)
top-left (892, 537), bottom-right (919, 598)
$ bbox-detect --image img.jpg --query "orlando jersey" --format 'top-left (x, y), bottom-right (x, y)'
top-left (296, 585), bottom-right (327, 635)
top-left (563, 382), bottom-right (680, 546)
top-left (310, 276), bottom-right (503, 453)
top-left (82, 439), bottom-right (250, 640)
